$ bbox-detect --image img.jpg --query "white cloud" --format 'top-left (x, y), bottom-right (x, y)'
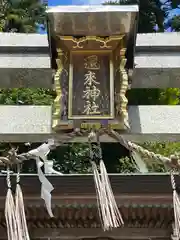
top-left (87, 0), bottom-right (105, 3)
top-left (72, 0), bottom-right (106, 4)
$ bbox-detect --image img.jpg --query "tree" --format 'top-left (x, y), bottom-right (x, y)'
top-left (104, 0), bottom-right (165, 33)
top-left (41, 142), bottom-right (135, 174)
top-left (49, 141), bottom-right (180, 174)
top-left (0, 0), bottom-right (180, 174)
top-left (171, 0), bottom-right (180, 8)
top-left (0, 89), bottom-right (54, 105)
top-left (105, 0), bottom-right (180, 106)
top-left (139, 142), bottom-right (180, 172)
top-left (171, 15), bottom-right (180, 31)
top-left (0, 0), bottom-right (46, 33)
top-left (128, 88), bottom-right (180, 105)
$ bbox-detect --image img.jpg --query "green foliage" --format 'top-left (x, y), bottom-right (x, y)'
top-left (1, 141), bottom-right (180, 174)
top-left (145, 160), bottom-right (166, 173)
top-left (142, 142), bottom-right (180, 158)
top-left (0, 0), bottom-right (46, 33)
top-left (128, 89), bottom-right (162, 105)
top-left (128, 88), bottom-right (180, 105)
top-left (171, 0), bottom-right (180, 8)
top-left (159, 88), bottom-right (180, 105)
top-left (171, 15), bottom-right (180, 31)
top-left (1, 88), bottom-right (179, 107)
top-left (117, 157), bottom-right (137, 173)
top-left (104, 0), bottom-right (164, 33)
top-left (50, 143), bottom-right (138, 174)
top-left (136, 142), bottom-right (180, 172)
top-left (50, 143), bottom-right (92, 174)
top-left (0, 0), bottom-right (179, 174)
top-left (49, 143), bottom-right (136, 174)
top-left (0, 89), bottom-right (54, 105)
top-left (46, 141), bottom-right (180, 174)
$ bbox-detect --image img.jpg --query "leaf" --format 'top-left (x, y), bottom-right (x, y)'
top-left (0, 0), bottom-right (46, 32)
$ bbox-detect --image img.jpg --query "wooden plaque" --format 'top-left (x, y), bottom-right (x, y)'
top-left (68, 51), bottom-right (114, 119)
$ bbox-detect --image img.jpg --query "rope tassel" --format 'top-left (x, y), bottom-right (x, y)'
top-left (5, 167), bottom-right (18, 240)
top-left (15, 165), bottom-right (30, 240)
top-left (100, 160), bottom-right (124, 229)
top-left (91, 161), bottom-right (105, 227)
top-left (171, 173), bottom-right (180, 240)
top-left (89, 131), bottom-right (124, 231)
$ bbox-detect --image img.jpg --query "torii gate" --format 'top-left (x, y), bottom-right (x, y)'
top-left (0, 4), bottom-right (180, 240)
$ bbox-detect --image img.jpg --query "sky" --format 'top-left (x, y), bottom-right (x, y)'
top-left (44, 0), bottom-right (180, 32)
top-left (38, 0), bottom-right (104, 33)
top-left (48, 0), bottom-right (104, 6)
top-left (48, 0), bottom-right (180, 21)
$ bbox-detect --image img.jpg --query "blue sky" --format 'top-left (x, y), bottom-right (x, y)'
top-left (48, 0), bottom-right (104, 5)
top-left (48, 0), bottom-right (180, 9)
top-left (48, 0), bottom-right (180, 20)
top-left (45, 0), bottom-right (180, 32)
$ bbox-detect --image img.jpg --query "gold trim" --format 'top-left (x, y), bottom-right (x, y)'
top-left (116, 39), bottom-right (129, 128)
top-left (71, 50), bottom-right (112, 53)
top-left (59, 36), bottom-right (124, 49)
top-left (52, 49), bottom-right (63, 130)
top-left (68, 51), bottom-right (114, 120)
top-left (80, 122), bottom-right (124, 130)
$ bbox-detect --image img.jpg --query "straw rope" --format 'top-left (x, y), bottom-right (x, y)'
top-left (109, 129), bottom-right (180, 170)
top-left (0, 128), bottom-right (89, 166)
top-left (0, 128), bottom-right (179, 170)
top-left (1, 128), bottom-right (180, 236)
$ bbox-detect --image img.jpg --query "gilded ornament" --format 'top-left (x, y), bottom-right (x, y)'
top-left (52, 49), bottom-right (64, 130)
top-left (115, 37), bottom-right (129, 128)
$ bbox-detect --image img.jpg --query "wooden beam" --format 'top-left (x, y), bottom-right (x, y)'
top-left (0, 105), bottom-right (180, 142)
top-left (132, 54), bottom-right (180, 88)
top-left (0, 33), bottom-right (179, 88)
top-left (0, 227), bottom-right (171, 239)
top-left (28, 228), bottom-right (171, 240)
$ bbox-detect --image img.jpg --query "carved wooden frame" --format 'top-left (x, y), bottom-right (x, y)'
top-left (52, 49), bottom-right (63, 130)
top-left (52, 35), bottom-right (129, 131)
top-left (114, 35), bottom-right (129, 129)
top-left (52, 49), bottom-right (73, 131)
top-left (59, 36), bottom-right (124, 49)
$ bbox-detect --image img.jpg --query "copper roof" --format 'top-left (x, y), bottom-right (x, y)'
top-left (0, 174), bottom-right (175, 239)
top-left (0, 174), bottom-right (176, 196)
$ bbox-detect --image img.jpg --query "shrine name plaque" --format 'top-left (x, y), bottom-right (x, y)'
top-left (68, 51), bottom-right (114, 120)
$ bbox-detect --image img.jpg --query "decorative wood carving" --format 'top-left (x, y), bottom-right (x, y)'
top-left (59, 36), bottom-right (124, 51)
top-left (114, 35), bottom-right (129, 129)
top-left (52, 49), bottom-right (63, 130)
top-left (52, 49), bottom-right (73, 130)
top-left (53, 35), bottom-right (129, 131)
top-left (0, 204), bottom-right (174, 231)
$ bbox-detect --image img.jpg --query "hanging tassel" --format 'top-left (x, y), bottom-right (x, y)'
top-left (15, 164), bottom-right (30, 240)
top-left (97, 133), bottom-right (124, 230)
top-left (5, 167), bottom-right (18, 240)
top-left (171, 173), bottom-right (180, 240)
top-left (89, 131), bottom-right (124, 231)
top-left (100, 160), bottom-right (124, 229)
top-left (91, 160), bottom-right (108, 230)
